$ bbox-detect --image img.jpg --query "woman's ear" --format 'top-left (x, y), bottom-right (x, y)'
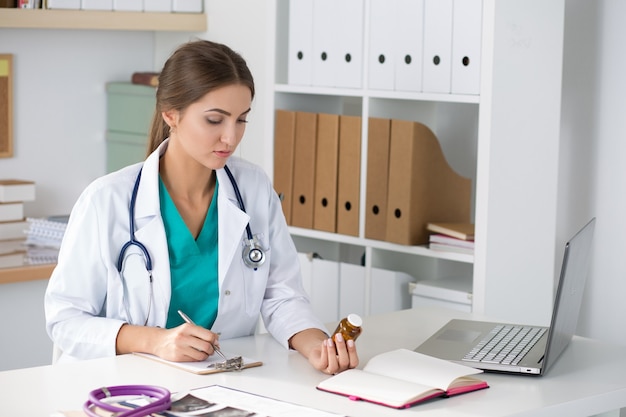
top-left (162, 109), bottom-right (178, 129)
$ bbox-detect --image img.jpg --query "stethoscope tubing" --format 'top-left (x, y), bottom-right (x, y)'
top-left (117, 167), bottom-right (153, 273)
top-left (83, 385), bottom-right (171, 417)
top-left (224, 165), bottom-right (255, 242)
top-left (117, 164), bottom-right (259, 273)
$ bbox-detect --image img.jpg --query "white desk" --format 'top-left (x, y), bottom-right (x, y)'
top-left (2, 306), bottom-right (626, 417)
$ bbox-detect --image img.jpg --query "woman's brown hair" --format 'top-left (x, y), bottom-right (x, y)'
top-left (146, 39), bottom-right (255, 155)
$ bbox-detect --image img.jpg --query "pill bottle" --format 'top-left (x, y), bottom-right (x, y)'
top-left (333, 313), bottom-right (363, 342)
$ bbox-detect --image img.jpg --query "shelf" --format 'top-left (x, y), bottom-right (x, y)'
top-left (275, 1), bottom-right (565, 324)
top-left (0, 8), bottom-right (207, 32)
top-left (274, 83), bottom-right (480, 104)
top-left (0, 263), bottom-right (55, 285)
top-left (288, 227), bottom-right (474, 264)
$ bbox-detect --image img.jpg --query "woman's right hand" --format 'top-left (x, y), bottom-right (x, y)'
top-left (116, 323), bottom-right (221, 362)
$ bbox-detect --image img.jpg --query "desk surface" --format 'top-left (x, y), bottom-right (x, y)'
top-left (2, 306), bottom-right (626, 417)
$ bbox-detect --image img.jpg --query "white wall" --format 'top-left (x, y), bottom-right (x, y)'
top-left (0, 29), bottom-right (154, 217)
top-left (561, 0), bottom-right (626, 347)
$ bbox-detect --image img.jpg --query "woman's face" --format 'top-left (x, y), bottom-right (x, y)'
top-left (164, 83), bottom-right (252, 171)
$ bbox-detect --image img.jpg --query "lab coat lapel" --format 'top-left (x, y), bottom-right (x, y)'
top-left (130, 141), bottom-right (171, 326)
top-left (216, 168), bottom-right (249, 283)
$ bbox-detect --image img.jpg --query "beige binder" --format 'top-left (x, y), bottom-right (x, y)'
top-left (273, 110), bottom-right (297, 224)
top-left (313, 113), bottom-right (340, 232)
top-left (385, 119), bottom-right (471, 245)
top-left (336, 115), bottom-right (362, 236)
top-left (364, 117), bottom-right (391, 240)
top-left (291, 112), bottom-right (318, 229)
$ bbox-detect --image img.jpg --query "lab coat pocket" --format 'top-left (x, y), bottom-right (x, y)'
top-left (241, 235), bottom-right (270, 317)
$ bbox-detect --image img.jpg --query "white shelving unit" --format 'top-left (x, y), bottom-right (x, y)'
top-left (270, 0), bottom-right (564, 325)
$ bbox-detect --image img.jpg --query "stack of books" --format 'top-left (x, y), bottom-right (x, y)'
top-left (0, 240), bottom-right (26, 268)
top-left (426, 222), bottom-right (475, 255)
top-left (0, 180), bottom-right (36, 268)
top-left (24, 215), bottom-right (69, 264)
top-left (24, 245), bottom-right (61, 265)
top-left (0, 180), bottom-right (35, 237)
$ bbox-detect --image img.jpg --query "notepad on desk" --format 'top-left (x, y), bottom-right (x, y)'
top-left (316, 348), bottom-right (488, 409)
top-left (134, 352), bottom-right (262, 375)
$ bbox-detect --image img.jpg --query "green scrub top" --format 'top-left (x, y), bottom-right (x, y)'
top-left (160, 177), bottom-right (219, 329)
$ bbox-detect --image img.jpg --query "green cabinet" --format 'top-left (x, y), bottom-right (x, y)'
top-left (106, 82), bottom-right (156, 173)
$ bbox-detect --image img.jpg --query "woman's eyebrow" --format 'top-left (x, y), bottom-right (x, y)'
top-left (205, 108), bottom-right (252, 116)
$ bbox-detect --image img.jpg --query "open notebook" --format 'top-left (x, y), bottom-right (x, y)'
top-left (317, 348), bottom-right (488, 409)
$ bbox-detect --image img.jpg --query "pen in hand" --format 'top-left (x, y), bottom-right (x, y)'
top-left (177, 309), bottom-right (228, 362)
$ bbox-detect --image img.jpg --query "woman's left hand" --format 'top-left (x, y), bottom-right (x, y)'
top-left (309, 332), bottom-right (360, 375)
top-left (290, 328), bottom-right (359, 374)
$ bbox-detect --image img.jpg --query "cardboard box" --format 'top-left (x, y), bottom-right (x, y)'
top-left (273, 110), bottom-right (297, 224)
top-left (336, 115), bottom-right (361, 236)
top-left (385, 120), bottom-right (471, 245)
top-left (290, 112), bottom-right (317, 228)
top-left (364, 117), bottom-right (391, 240)
top-left (313, 113), bottom-right (340, 233)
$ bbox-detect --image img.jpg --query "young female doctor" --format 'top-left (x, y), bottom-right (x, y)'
top-left (44, 39), bottom-right (358, 375)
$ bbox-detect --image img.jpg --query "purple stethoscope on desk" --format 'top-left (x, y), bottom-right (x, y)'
top-left (83, 385), bottom-right (171, 417)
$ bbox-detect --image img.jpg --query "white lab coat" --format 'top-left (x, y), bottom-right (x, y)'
top-left (45, 140), bottom-right (326, 362)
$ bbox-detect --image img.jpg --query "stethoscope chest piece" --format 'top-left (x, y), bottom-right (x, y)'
top-left (223, 164), bottom-right (266, 271)
top-left (242, 235), bottom-right (266, 269)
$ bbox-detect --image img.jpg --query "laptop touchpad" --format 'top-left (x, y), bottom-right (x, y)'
top-left (437, 329), bottom-right (481, 343)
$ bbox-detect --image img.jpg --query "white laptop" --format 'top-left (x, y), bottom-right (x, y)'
top-left (415, 218), bottom-right (596, 375)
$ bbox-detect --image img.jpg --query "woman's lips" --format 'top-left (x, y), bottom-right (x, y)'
top-left (214, 150), bottom-right (232, 158)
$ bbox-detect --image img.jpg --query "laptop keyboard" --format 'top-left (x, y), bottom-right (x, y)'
top-left (463, 325), bottom-right (547, 365)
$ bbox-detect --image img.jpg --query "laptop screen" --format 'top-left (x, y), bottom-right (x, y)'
top-left (542, 218), bottom-right (595, 371)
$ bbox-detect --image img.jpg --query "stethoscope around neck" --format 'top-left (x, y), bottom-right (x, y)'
top-left (115, 164), bottom-right (266, 323)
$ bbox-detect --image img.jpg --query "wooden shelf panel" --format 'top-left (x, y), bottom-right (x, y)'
top-left (0, 8), bottom-right (207, 32)
top-left (0, 263), bottom-right (55, 285)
